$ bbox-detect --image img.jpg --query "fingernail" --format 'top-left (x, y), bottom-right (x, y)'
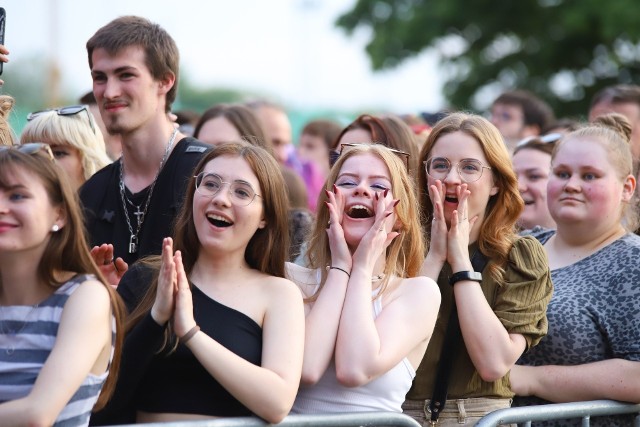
top-left (325, 189), bottom-right (330, 198)
top-left (393, 199), bottom-right (400, 207)
top-left (333, 184), bottom-right (338, 193)
top-left (383, 189), bottom-right (389, 198)
top-left (375, 192), bottom-right (379, 200)
top-left (385, 212), bottom-right (392, 217)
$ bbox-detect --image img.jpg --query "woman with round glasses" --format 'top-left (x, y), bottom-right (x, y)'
top-left (91, 142), bottom-right (304, 424)
top-left (288, 144), bottom-right (440, 414)
top-left (403, 112), bottom-right (553, 426)
top-left (20, 105), bottom-right (111, 191)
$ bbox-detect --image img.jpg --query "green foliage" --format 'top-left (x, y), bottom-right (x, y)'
top-left (176, 75), bottom-right (260, 113)
top-left (336, 0), bottom-right (640, 117)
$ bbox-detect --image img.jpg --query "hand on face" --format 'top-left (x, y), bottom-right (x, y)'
top-left (325, 184), bottom-right (352, 271)
top-left (429, 181), bottom-right (477, 270)
top-left (351, 189), bottom-right (400, 271)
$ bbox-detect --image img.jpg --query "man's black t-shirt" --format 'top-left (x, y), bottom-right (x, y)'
top-left (79, 137), bottom-right (210, 265)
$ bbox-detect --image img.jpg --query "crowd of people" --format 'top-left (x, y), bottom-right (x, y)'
top-left (0, 14), bottom-right (638, 427)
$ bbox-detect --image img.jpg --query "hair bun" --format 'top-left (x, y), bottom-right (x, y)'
top-left (592, 113), bottom-right (632, 144)
top-left (0, 95), bottom-right (15, 120)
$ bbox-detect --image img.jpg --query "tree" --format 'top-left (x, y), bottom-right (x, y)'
top-left (336, 0), bottom-right (640, 118)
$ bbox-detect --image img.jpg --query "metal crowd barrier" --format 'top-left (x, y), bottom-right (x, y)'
top-left (115, 412), bottom-right (421, 427)
top-left (475, 400), bottom-right (640, 427)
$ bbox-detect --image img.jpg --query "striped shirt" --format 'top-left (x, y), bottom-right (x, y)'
top-left (0, 274), bottom-right (113, 427)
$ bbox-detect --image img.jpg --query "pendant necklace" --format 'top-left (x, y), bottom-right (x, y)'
top-left (119, 128), bottom-right (178, 254)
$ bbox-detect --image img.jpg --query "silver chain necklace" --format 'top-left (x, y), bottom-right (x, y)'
top-left (0, 304), bottom-right (40, 355)
top-left (119, 128), bottom-right (178, 254)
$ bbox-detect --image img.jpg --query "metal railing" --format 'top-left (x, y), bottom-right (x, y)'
top-left (475, 400), bottom-right (640, 427)
top-left (115, 412), bottom-right (421, 427)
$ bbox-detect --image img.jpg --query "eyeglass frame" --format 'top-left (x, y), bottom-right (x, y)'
top-left (338, 142), bottom-right (411, 170)
top-left (423, 157), bottom-right (492, 183)
top-left (193, 172), bottom-right (262, 206)
top-left (27, 104), bottom-right (96, 134)
top-left (0, 142), bottom-right (55, 161)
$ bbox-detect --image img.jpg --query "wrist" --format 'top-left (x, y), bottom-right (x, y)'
top-left (449, 270), bottom-right (482, 287)
top-left (150, 307), bottom-right (169, 326)
top-left (179, 325), bottom-right (200, 345)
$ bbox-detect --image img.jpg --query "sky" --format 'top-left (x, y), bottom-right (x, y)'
top-left (1, 0), bottom-right (445, 114)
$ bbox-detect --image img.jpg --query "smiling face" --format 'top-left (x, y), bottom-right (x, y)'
top-left (0, 167), bottom-right (63, 257)
top-left (192, 155), bottom-right (266, 257)
top-left (426, 131), bottom-right (498, 232)
top-left (335, 153), bottom-right (394, 248)
top-left (547, 137), bottom-right (632, 230)
top-left (513, 147), bottom-right (555, 230)
top-left (91, 46), bottom-right (171, 135)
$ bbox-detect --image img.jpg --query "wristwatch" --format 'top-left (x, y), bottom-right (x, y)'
top-left (449, 271), bottom-right (483, 287)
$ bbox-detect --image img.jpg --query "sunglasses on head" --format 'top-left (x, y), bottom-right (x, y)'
top-left (515, 133), bottom-right (562, 148)
top-left (0, 142), bottom-right (55, 161)
top-left (27, 104), bottom-right (96, 134)
top-left (331, 142), bottom-right (411, 170)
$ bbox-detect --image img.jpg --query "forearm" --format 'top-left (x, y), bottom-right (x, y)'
top-left (523, 359), bottom-right (640, 403)
top-left (0, 398), bottom-right (57, 427)
top-left (334, 268), bottom-right (382, 385)
top-left (186, 332), bottom-right (298, 424)
top-left (455, 281), bottom-right (525, 381)
top-left (300, 270), bottom-right (348, 383)
top-left (420, 252), bottom-right (444, 281)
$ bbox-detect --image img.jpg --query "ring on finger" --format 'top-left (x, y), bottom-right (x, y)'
top-left (103, 258), bottom-right (114, 266)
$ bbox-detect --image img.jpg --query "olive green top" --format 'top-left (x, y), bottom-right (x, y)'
top-left (406, 235), bottom-right (553, 400)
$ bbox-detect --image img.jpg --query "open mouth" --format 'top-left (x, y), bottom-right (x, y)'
top-left (206, 214), bottom-right (233, 228)
top-left (444, 194), bottom-right (458, 204)
top-left (346, 204), bottom-right (374, 219)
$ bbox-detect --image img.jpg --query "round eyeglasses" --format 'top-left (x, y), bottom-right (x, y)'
top-left (194, 172), bottom-right (262, 206)
top-left (424, 157), bottom-right (492, 183)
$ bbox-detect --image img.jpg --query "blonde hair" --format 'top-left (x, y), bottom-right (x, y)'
top-left (0, 95), bottom-right (16, 146)
top-left (555, 113), bottom-right (639, 231)
top-left (305, 144), bottom-right (425, 300)
top-left (417, 112), bottom-right (523, 283)
top-left (20, 108), bottom-right (111, 180)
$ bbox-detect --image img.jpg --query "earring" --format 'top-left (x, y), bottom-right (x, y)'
top-left (51, 224), bottom-right (60, 232)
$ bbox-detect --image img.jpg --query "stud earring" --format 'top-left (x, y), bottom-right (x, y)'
top-left (51, 224), bottom-right (60, 232)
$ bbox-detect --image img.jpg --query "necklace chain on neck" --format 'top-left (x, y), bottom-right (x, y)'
top-left (0, 303), bottom-right (40, 355)
top-left (119, 128), bottom-right (179, 254)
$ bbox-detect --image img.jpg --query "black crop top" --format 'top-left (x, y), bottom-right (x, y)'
top-left (91, 282), bottom-right (263, 424)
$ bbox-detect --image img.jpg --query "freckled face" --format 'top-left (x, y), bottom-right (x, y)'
top-left (547, 137), bottom-right (628, 228)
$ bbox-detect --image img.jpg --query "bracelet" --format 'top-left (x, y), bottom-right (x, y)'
top-left (329, 266), bottom-right (351, 278)
top-left (179, 325), bottom-right (200, 345)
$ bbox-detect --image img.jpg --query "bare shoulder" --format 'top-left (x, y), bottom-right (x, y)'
top-left (254, 272), bottom-right (304, 305)
top-left (66, 276), bottom-right (110, 307)
top-left (393, 276), bottom-right (441, 306)
top-left (284, 262), bottom-right (319, 299)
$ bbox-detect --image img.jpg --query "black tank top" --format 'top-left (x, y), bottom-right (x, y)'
top-left (137, 284), bottom-right (263, 416)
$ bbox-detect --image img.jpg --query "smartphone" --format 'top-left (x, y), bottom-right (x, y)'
top-left (0, 8), bottom-right (6, 76)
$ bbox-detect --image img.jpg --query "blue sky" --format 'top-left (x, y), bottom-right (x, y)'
top-left (2, 0), bottom-right (445, 114)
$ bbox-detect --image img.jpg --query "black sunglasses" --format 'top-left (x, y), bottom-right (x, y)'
top-left (0, 142), bottom-right (55, 161)
top-left (27, 104), bottom-right (96, 134)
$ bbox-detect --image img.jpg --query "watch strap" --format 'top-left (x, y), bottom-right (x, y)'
top-left (449, 270), bottom-right (483, 287)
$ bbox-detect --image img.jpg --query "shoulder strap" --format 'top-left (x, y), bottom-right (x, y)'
top-left (428, 250), bottom-right (489, 423)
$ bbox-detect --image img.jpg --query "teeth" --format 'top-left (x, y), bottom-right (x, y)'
top-left (207, 214), bottom-right (231, 224)
top-left (349, 205), bottom-right (372, 215)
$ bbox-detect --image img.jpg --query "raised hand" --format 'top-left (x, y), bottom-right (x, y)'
top-left (446, 183), bottom-right (477, 272)
top-left (90, 243), bottom-right (128, 288)
top-left (427, 180), bottom-right (448, 265)
top-left (172, 250), bottom-right (196, 338)
top-left (150, 237), bottom-right (177, 325)
top-left (325, 184), bottom-right (353, 272)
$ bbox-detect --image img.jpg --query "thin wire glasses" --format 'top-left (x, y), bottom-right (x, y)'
top-left (0, 142), bottom-right (55, 161)
top-left (27, 104), bottom-right (96, 134)
top-left (194, 172), bottom-right (262, 206)
top-left (339, 143), bottom-right (410, 170)
top-left (424, 157), bottom-right (492, 183)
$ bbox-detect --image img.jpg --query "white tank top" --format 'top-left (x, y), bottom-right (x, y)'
top-left (291, 279), bottom-right (416, 414)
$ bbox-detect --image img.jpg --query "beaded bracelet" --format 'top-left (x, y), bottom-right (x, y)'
top-left (179, 325), bottom-right (200, 345)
